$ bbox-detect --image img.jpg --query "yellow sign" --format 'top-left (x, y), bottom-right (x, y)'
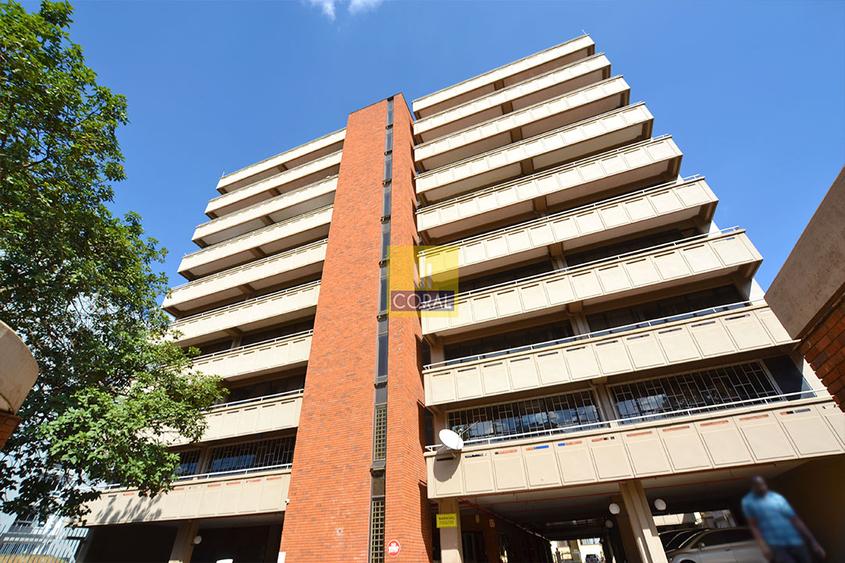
top-left (436, 513), bottom-right (458, 528)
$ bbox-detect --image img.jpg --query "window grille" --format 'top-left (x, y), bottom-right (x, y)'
top-left (369, 498), bottom-right (385, 563)
top-left (610, 362), bottom-right (779, 423)
top-left (207, 437), bottom-right (294, 473)
top-left (447, 390), bottom-right (602, 441)
top-left (373, 404), bottom-right (387, 461)
top-left (176, 450), bottom-right (201, 476)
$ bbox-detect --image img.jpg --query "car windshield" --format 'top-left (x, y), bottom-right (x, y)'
top-left (666, 530), bottom-right (701, 550)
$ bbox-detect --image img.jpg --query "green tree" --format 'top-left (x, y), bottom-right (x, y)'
top-left (0, 1), bottom-right (224, 520)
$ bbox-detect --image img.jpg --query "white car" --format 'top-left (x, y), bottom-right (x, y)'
top-left (666, 527), bottom-right (766, 563)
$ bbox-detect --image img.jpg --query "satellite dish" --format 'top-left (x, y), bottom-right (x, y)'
top-left (436, 429), bottom-right (464, 459)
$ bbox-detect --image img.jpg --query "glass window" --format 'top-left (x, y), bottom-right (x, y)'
top-left (587, 285), bottom-right (743, 332)
top-left (447, 390), bottom-right (603, 441)
top-left (610, 362), bottom-right (778, 423)
top-left (207, 437), bottom-right (295, 473)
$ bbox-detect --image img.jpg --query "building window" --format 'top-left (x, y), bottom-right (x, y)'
top-left (444, 321), bottom-right (574, 362)
top-left (175, 450), bottom-right (201, 476)
top-left (586, 285), bottom-right (743, 332)
top-left (447, 390), bottom-right (602, 442)
top-left (609, 362), bottom-right (780, 424)
top-left (207, 437), bottom-right (295, 473)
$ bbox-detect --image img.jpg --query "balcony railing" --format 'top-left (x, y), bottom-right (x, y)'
top-left (168, 390), bottom-right (304, 446)
top-left (179, 206), bottom-right (332, 278)
top-left (206, 150), bottom-right (342, 218)
top-left (193, 175), bottom-right (337, 247)
top-left (416, 102), bottom-right (653, 203)
top-left (425, 395), bottom-right (844, 498)
top-left (418, 176), bottom-right (716, 279)
top-left (416, 136), bottom-right (682, 240)
top-left (170, 280), bottom-right (319, 346)
top-left (413, 35), bottom-right (595, 118)
top-left (163, 238), bottom-right (327, 315)
top-left (216, 127), bottom-right (344, 194)
top-left (192, 330), bottom-right (312, 380)
top-left (415, 76), bottom-right (630, 172)
top-left (422, 228), bottom-right (760, 336)
top-left (84, 465), bottom-right (292, 525)
top-left (423, 302), bottom-right (795, 406)
top-left (414, 53), bottom-right (611, 143)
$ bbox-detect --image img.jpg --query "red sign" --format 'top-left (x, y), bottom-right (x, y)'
top-left (387, 540), bottom-right (401, 556)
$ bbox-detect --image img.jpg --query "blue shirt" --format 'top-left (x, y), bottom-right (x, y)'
top-left (742, 491), bottom-right (803, 546)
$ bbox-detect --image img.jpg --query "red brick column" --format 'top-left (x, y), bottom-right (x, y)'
top-left (384, 94), bottom-right (433, 561)
top-left (0, 412), bottom-right (21, 449)
top-left (280, 100), bottom-right (387, 562)
top-left (799, 295), bottom-right (845, 410)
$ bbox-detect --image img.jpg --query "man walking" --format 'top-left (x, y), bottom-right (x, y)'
top-left (742, 476), bottom-right (826, 562)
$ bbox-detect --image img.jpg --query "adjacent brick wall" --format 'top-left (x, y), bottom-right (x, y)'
top-left (0, 412), bottom-right (20, 449)
top-left (280, 100), bottom-right (387, 562)
top-left (799, 294), bottom-right (845, 410)
top-left (384, 94), bottom-right (433, 561)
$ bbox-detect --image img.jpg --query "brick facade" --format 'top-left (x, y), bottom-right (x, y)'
top-left (384, 95), bottom-right (433, 561)
top-left (799, 294), bottom-right (845, 410)
top-left (0, 411), bottom-right (20, 449)
top-left (279, 100), bottom-right (388, 561)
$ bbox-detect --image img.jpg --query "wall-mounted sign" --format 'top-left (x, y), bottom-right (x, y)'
top-left (436, 513), bottom-right (458, 528)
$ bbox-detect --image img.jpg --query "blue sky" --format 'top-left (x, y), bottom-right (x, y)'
top-left (48, 0), bottom-right (845, 291)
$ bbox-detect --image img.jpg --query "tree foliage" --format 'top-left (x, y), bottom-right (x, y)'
top-left (0, 0), bottom-right (224, 520)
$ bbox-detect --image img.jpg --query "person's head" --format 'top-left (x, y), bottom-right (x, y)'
top-left (750, 476), bottom-right (769, 497)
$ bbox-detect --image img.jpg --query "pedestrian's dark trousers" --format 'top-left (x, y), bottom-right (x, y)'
top-left (771, 545), bottom-right (811, 563)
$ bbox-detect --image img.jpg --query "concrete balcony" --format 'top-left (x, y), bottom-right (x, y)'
top-left (415, 76), bottom-right (630, 172)
top-left (417, 136), bottom-right (683, 241)
top-left (205, 150), bottom-right (342, 219)
top-left (169, 391), bottom-right (303, 446)
top-left (192, 176), bottom-right (337, 247)
top-left (424, 303), bottom-right (794, 406)
top-left (425, 397), bottom-right (845, 498)
top-left (193, 330), bottom-right (312, 381)
top-left (416, 103), bottom-right (653, 203)
top-left (414, 54), bottom-right (611, 144)
top-left (217, 128), bottom-right (344, 194)
top-left (178, 206), bottom-right (332, 279)
top-left (413, 35), bottom-right (595, 118)
top-left (423, 229), bottom-right (759, 337)
top-left (419, 177), bottom-right (717, 280)
top-left (170, 281), bottom-right (319, 347)
top-left (84, 466), bottom-right (291, 525)
top-left (163, 239), bottom-right (326, 316)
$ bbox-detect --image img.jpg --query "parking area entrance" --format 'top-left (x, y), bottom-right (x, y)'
top-left (435, 455), bottom-right (845, 563)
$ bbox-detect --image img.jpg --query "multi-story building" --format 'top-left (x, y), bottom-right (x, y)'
top-left (81, 35), bottom-right (845, 563)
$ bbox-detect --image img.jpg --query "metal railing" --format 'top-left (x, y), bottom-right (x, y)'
top-left (423, 300), bottom-right (756, 370)
top-left (208, 388), bottom-right (304, 411)
top-left (419, 226), bottom-right (743, 309)
top-left (415, 75), bottom-right (626, 151)
top-left (209, 150), bottom-right (342, 204)
top-left (100, 463), bottom-right (293, 492)
top-left (417, 175), bottom-right (706, 260)
top-left (425, 391), bottom-right (820, 451)
top-left (416, 134), bottom-right (673, 213)
top-left (414, 34), bottom-right (592, 108)
top-left (182, 204), bottom-right (333, 259)
top-left (0, 517), bottom-right (87, 563)
top-left (192, 329), bottom-right (313, 363)
top-left (219, 127), bottom-right (344, 183)
top-left (415, 51), bottom-right (607, 125)
top-left (196, 175), bottom-right (338, 230)
top-left (415, 101), bottom-right (649, 179)
top-left (168, 238), bottom-right (327, 292)
top-left (170, 279), bottom-right (319, 327)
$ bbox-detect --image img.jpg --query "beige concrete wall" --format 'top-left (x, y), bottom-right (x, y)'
top-left (766, 167), bottom-right (845, 339)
